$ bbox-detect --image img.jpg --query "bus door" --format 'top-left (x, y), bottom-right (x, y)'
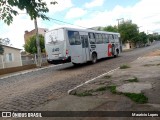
top-left (80, 35), bottom-right (90, 63)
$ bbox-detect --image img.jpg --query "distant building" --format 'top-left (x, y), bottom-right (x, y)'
top-left (24, 28), bottom-right (48, 44)
top-left (122, 41), bottom-right (135, 50)
top-left (0, 45), bottom-right (22, 69)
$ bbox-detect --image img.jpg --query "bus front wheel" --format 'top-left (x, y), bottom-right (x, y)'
top-left (92, 53), bottom-right (97, 64)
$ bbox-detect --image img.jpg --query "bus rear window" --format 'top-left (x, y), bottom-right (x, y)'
top-left (68, 31), bottom-right (81, 45)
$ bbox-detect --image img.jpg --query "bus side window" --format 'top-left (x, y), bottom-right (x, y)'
top-left (89, 33), bottom-right (96, 44)
top-left (99, 34), bottom-right (103, 44)
top-left (102, 34), bottom-right (108, 43)
top-left (95, 33), bottom-right (103, 44)
top-left (105, 34), bottom-right (109, 43)
top-left (68, 31), bottom-right (81, 45)
top-left (109, 34), bottom-right (114, 43)
top-left (114, 35), bottom-right (119, 42)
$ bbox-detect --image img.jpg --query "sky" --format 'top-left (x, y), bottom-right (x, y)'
top-left (0, 0), bottom-right (160, 49)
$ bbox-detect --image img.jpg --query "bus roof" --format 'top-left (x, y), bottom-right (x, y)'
top-left (46, 27), bottom-right (120, 36)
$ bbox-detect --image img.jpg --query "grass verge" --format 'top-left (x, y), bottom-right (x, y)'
top-left (95, 86), bottom-right (107, 91)
top-left (123, 93), bottom-right (148, 104)
top-left (124, 77), bottom-right (138, 82)
top-left (120, 64), bottom-right (130, 69)
top-left (75, 91), bottom-right (92, 97)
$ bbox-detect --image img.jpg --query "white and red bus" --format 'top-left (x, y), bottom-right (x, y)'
top-left (45, 27), bottom-right (121, 65)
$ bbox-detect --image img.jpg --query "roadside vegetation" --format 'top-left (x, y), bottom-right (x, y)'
top-left (74, 84), bottom-right (148, 104)
top-left (144, 63), bottom-right (160, 67)
top-left (124, 77), bottom-right (138, 82)
top-left (120, 64), bottom-right (130, 69)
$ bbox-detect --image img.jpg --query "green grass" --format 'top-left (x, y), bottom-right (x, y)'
top-left (120, 64), bottom-right (130, 69)
top-left (143, 64), bottom-right (155, 67)
top-left (124, 77), bottom-right (138, 82)
top-left (95, 86), bottom-right (107, 91)
top-left (143, 63), bottom-right (160, 66)
top-left (123, 93), bottom-right (148, 104)
top-left (157, 63), bottom-right (160, 66)
top-left (75, 91), bottom-right (92, 97)
top-left (103, 75), bottom-right (112, 79)
top-left (107, 86), bottom-right (117, 94)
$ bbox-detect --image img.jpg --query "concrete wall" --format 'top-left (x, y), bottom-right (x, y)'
top-left (123, 42), bottom-right (135, 50)
top-left (0, 46), bottom-right (22, 69)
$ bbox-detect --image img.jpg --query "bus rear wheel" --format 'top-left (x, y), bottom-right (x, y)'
top-left (92, 53), bottom-right (97, 64)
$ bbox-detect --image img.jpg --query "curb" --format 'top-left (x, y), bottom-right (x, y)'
top-left (68, 67), bottom-right (119, 94)
top-left (0, 64), bottom-right (63, 80)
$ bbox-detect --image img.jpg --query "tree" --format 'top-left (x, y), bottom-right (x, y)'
top-left (0, 0), bottom-right (57, 25)
top-left (137, 32), bottom-right (148, 46)
top-left (0, 41), bottom-right (4, 55)
top-left (24, 34), bottom-right (45, 54)
top-left (118, 21), bottom-right (139, 43)
top-left (103, 25), bottom-right (118, 32)
top-left (0, 38), bottom-right (10, 55)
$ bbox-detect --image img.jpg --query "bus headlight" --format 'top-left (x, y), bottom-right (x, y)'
top-left (59, 54), bottom-right (62, 57)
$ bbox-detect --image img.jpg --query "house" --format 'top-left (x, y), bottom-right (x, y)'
top-left (122, 41), bottom-right (135, 50)
top-left (0, 45), bottom-right (22, 69)
top-left (24, 28), bottom-right (48, 44)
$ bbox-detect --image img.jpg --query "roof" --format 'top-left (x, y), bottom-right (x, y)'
top-left (46, 27), bottom-right (120, 35)
top-left (2, 45), bottom-right (22, 50)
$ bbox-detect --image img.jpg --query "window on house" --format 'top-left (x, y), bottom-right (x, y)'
top-left (6, 53), bottom-right (14, 62)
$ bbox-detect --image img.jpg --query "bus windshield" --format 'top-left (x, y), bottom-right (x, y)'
top-left (45, 29), bottom-right (64, 44)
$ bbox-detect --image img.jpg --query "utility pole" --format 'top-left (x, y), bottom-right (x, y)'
top-left (116, 18), bottom-right (124, 52)
top-left (117, 18), bottom-right (124, 28)
top-left (34, 18), bottom-right (42, 67)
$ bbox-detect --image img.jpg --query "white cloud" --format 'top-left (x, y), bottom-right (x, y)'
top-left (65, 8), bottom-right (87, 19)
top-left (84, 0), bottom-right (104, 8)
top-left (0, 15), bottom-right (35, 49)
top-left (75, 0), bottom-right (160, 33)
top-left (0, 0), bottom-right (74, 49)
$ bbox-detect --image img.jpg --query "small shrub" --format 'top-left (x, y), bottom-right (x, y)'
top-left (120, 64), bottom-right (130, 69)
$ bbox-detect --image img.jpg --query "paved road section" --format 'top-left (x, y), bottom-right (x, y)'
top-left (0, 41), bottom-right (160, 111)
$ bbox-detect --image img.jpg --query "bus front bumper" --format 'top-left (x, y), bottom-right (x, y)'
top-left (47, 56), bottom-right (71, 64)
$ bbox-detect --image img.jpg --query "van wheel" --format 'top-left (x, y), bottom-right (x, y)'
top-left (92, 53), bottom-right (97, 64)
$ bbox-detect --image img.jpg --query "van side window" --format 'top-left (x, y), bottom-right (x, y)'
top-left (68, 31), bottom-right (81, 45)
top-left (88, 32), bottom-right (96, 44)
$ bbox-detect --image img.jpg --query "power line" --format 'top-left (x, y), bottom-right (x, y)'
top-left (48, 17), bottom-right (94, 30)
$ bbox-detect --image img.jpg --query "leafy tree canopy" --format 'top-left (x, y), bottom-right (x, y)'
top-left (137, 32), bottom-right (148, 44)
top-left (24, 34), bottom-right (45, 54)
top-left (103, 25), bottom-right (118, 32)
top-left (118, 21), bottom-right (139, 43)
top-left (0, 0), bottom-right (57, 25)
top-left (0, 39), bottom-right (4, 55)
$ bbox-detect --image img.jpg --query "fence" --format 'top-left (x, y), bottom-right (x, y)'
top-left (0, 54), bottom-right (48, 69)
